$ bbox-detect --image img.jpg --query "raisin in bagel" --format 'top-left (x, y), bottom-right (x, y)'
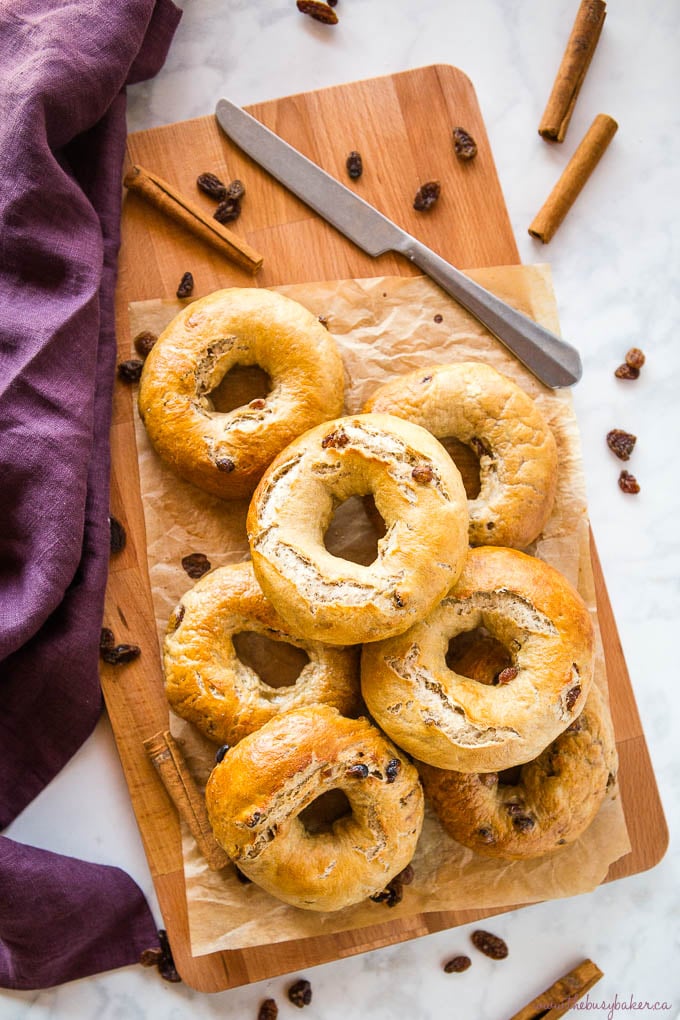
top-left (419, 684), bottom-right (617, 859)
top-left (163, 561), bottom-right (361, 745)
top-left (138, 288), bottom-right (345, 500)
top-left (363, 361), bottom-right (558, 548)
top-left (205, 705), bottom-right (424, 911)
top-left (246, 412), bottom-right (469, 645)
top-left (361, 546), bottom-right (594, 772)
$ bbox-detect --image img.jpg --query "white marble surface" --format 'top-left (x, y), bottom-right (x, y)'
top-left (3, 0), bottom-right (679, 1016)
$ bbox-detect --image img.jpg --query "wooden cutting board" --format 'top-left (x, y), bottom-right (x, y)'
top-left (104, 65), bottom-right (667, 993)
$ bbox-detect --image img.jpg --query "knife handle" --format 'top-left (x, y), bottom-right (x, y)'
top-left (396, 237), bottom-right (582, 388)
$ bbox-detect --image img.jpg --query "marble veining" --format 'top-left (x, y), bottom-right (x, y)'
top-left (3, 0), bottom-right (678, 1016)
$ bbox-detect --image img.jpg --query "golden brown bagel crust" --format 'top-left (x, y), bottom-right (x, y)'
top-left (361, 546), bottom-right (594, 772)
top-left (138, 288), bottom-right (345, 500)
top-left (363, 361), bottom-right (558, 548)
top-left (419, 684), bottom-right (617, 859)
top-left (246, 413), bottom-right (470, 645)
top-left (205, 705), bottom-right (424, 911)
top-left (163, 562), bottom-right (361, 745)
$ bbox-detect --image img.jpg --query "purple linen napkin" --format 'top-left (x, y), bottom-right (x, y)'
top-left (0, 0), bottom-right (181, 989)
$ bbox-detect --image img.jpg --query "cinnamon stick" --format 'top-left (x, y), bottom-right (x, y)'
top-left (508, 958), bottom-right (604, 1019)
top-left (539, 0), bottom-right (607, 143)
top-left (143, 730), bottom-right (230, 871)
top-left (123, 164), bottom-right (263, 275)
top-left (529, 113), bottom-right (618, 243)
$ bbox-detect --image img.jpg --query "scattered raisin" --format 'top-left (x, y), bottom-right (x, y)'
top-left (470, 930), bottom-right (508, 960)
top-left (412, 465), bottom-right (434, 484)
top-left (397, 863), bottom-right (414, 885)
top-left (109, 515), bottom-right (126, 554)
top-left (100, 627), bottom-right (115, 653)
top-left (139, 947), bottom-right (163, 967)
top-left (181, 552), bottom-right (211, 579)
top-left (370, 877), bottom-right (404, 907)
top-left (258, 999), bottom-right (279, 1020)
top-left (214, 198), bottom-right (241, 223)
top-left (100, 641), bottom-right (141, 665)
top-left (625, 347), bottom-right (645, 369)
top-left (385, 758), bottom-right (401, 783)
top-left (346, 150), bottom-right (363, 179)
top-left (157, 929), bottom-right (181, 983)
top-left (197, 172), bottom-right (228, 201)
top-left (226, 179), bottom-right (246, 202)
top-left (618, 470), bottom-right (640, 494)
top-left (176, 272), bottom-right (194, 299)
top-left (296, 0), bottom-right (338, 23)
top-left (413, 180), bottom-right (441, 211)
top-left (133, 330), bottom-right (158, 358)
top-left (215, 744), bottom-right (229, 763)
top-left (117, 358), bottom-right (143, 383)
top-left (434, 313), bottom-right (443, 323)
top-left (614, 363), bottom-right (640, 380)
top-left (444, 955), bottom-right (472, 973)
top-left (606, 428), bottom-right (637, 461)
top-left (288, 978), bottom-right (313, 1008)
top-left (495, 666), bottom-right (518, 685)
top-left (452, 126), bottom-right (478, 161)
top-left (215, 456), bottom-right (236, 473)
top-left (346, 763), bottom-right (370, 779)
top-left (564, 684), bottom-right (581, 711)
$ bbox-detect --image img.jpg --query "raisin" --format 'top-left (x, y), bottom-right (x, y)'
top-left (214, 198), bottom-right (241, 223)
top-left (385, 758), bottom-right (401, 783)
top-left (181, 552), bottom-right (211, 579)
top-left (412, 464), bottom-right (434, 484)
top-left (452, 126), bottom-right (478, 161)
top-left (413, 180), bottom-right (441, 211)
top-left (100, 641), bottom-right (141, 665)
top-left (296, 0), bottom-right (338, 23)
top-left (469, 436), bottom-right (492, 459)
top-left (249, 398), bottom-right (266, 410)
top-left (157, 929), bottom-right (181, 983)
top-left (475, 826), bottom-right (496, 843)
top-left (117, 358), bottom-right (144, 383)
top-left (346, 150), bottom-right (363, 179)
top-left (215, 456), bottom-right (235, 473)
top-left (370, 878), bottom-right (403, 907)
top-left (434, 313), bottom-right (443, 323)
top-left (171, 604), bottom-right (185, 631)
top-left (215, 744), bottom-right (229, 763)
top-left (133, 330), bottom-right (158, 358)
top-left (444, 955), bottom-right (472, 973)
top-left (346, 763), bottom-right (370, 779)
top-left (109, 515), bottom-right (126, 554)
top-left (226, 179), bottom-right (246, 201)
top-left (512, 814), bottom-right (535, 832)
top-left (197, 172), bottom-right (227, 201)
top-left (606, 428), bottom-right (637, 461)
top-left (619, 470), bottom-right (640, 494)
top-left (495, 666), bottom-right (518, 685)
top-left (100, 627), bottom-right (115, 653)
top-left (258, 999), bottom-right (279, 1020)
top-left (318, 314), bottom-right (330, 329)
top-left (625, 347), bottom-right (645, 369)
top-left (321, 429), bottom-right (349, 449)
top-left (470, 929), bottom-right (508, 960)
top-left (565, 684), bottom-right (581, 711)
top-left (614, 363), bottom-right (640, 380)
top-left (139, 947), bottom-right (163, 967)
top-left (288, 978), bottom-right (313, 1008)
top-left (396, 863), bottom-right (414, 885)
top-left (176, 272), bottom-right (194, 299)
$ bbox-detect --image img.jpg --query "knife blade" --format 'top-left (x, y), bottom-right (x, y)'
top-left (215, 98), bottom-right (582, 389)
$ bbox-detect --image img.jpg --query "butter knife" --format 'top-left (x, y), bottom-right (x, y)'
top-left (215, 98), bottom-right (582, 389)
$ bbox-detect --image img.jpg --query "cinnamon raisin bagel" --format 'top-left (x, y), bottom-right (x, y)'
top-left (138, 288), bottom-right (345, 500)
top-left (419, 684), bottom-right (617, 859)
top-left (363, 361), bottom-right (558, 548)
top-left (205, 705), bottom-right (424, 911)
top-left (360, 546), bottom-right (594, 772)
top-left (163, 561), bottom-right (361, 745)
top-left (246, 413), bottom-right (470, 645)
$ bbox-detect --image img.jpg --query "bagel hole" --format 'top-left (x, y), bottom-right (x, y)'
top-left (209, 364), bottom-right (271, 413)
top-left (446, 627), bottom-right (513, 685)
top-left (323, 495), bottom-right (384, 566)
top-left (298, 789), bottom-right (352, 835)
top-left (498, 765), bottom-right (524, 786)
top-left (439, 437), bottom-right (481, 499)
top-left (232, 631), bottom-right (309, 688)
